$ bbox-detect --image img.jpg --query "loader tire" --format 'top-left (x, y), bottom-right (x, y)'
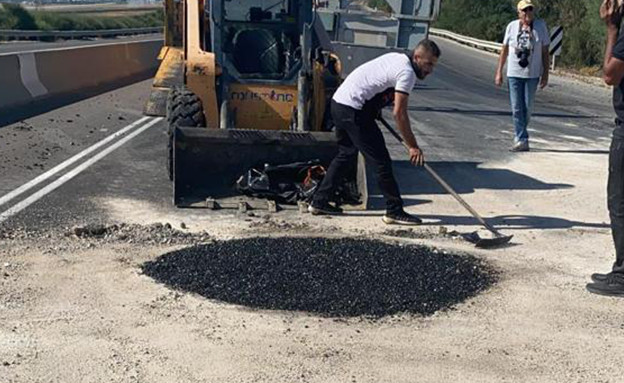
top-left (166, 88), bottom-right (205, 181)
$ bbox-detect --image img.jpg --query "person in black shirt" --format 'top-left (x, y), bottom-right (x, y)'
top-left (587, 0), bottom-right (624, 296)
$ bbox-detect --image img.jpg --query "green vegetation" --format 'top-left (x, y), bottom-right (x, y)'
top-left (367, 0), bottom-right (392, 14)
top-left (435, 0), bottom-right (607, 70)
top-left (0, 3), bottom-right (163, 31)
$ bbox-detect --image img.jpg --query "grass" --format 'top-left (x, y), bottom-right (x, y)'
top-left (0, 3), bottom-right (163, 31)
top-left (434, 0), bottom-right (608, 71)
top-left (367, 0), bottom-right (392, 13)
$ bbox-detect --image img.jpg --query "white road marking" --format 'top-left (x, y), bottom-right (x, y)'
top-left (0, 117), bottom-right (161, 224)
top-left (560, 134), bottom-right (591, 142)
top-left (0, 116), bottom-right (150, 209)
top-left (529, 137), bottom-right (550, 144)
top-left (18, 52), bottom-right (48, 97)
top-left (0, 117), bottom-right (162, 224)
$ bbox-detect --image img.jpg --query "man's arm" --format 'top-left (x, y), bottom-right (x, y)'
top-left (604, 26), bottom-right (624, 85)
top-left (540, 44), bottom-right (550, 89)
top-left (393, 92), bottom-right (424, 166)
top-left (495, 45), bottom-right (509, 86)
top-left (603, 0), bottom-right (624, 86)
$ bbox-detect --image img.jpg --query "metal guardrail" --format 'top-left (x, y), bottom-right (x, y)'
top-left (429, 27), bottom-right (502, 53)
top-left (0, 27), bottom-right (163, 40)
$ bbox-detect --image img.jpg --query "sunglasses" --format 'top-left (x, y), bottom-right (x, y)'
top-left (521, 7), bottom-right (534, 12)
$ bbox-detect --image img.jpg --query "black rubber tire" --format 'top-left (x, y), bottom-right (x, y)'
top-left (166, 88), bottom-right (206, 128)
top-left (166, 88), bottom-right (205, 181)
top-left (233, 29), bottom-right (281, 74)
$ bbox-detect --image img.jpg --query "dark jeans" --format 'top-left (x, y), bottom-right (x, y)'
top-left (313, 100), bottom-right (403, 214)
top-left (609, 134), bottom-right (624, 273)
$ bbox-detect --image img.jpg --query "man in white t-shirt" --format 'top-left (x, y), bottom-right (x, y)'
top-left (495, 0), bottom-right (550, 152)
top-left (308, 39), bottom-right (441, 225)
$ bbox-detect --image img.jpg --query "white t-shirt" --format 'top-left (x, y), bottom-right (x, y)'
top-left (503, 19), bottom-right (550, 79)
top-left (332, 52), bottom-right (417, 110)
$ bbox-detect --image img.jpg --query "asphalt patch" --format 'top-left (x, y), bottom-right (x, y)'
top-left (142, 237), bottom-right (497, 318)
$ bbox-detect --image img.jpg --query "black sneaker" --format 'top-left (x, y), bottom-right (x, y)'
top-left (586, 273), bottom-right (624, 297)
top-left (509, 141), bottom-right (529, 152)
top-left (382, 210), bottom-right (422, 225)
top-left (590, 272), bottom-right (610, 283)
top-left (308, 201), bottom-right (343, 215)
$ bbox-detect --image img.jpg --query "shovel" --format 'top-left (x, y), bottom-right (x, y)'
top-left (377, 117), bottom-right (512, 249)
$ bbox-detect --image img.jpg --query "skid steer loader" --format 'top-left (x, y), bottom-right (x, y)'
top-left (144, 0), bottom-right (366, 211)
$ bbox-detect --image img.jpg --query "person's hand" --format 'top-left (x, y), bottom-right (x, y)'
top-left (409, 146), bottom-right (424, 166)
top-left (495, 72), bottom-right (504, 87)
top-left (540, 73), bottom-right (549, 89)
top-left (601, 0), bottom-right (622, 28)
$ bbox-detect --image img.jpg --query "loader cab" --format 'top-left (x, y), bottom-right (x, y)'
top-left (213, 0), bottom-right (311, 82)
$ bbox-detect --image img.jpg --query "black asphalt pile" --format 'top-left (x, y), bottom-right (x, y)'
top-left (142, 237), bottom-right (497, 318)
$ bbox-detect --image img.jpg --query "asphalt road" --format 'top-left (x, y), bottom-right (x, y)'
top-left (0, 37), bottom-right (615, 231)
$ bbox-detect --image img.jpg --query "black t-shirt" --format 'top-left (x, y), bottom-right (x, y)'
top-left (613, 26), bottom-right (624, 137)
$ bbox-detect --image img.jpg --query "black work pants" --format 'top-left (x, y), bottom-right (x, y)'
top-left (313, 100), bottom-right (403, 214)
top-left (608, 134), bottom-right (624, 273)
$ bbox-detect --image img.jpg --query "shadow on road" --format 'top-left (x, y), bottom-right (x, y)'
top-left (366, 161), bottom-right (573, 210)
top-left (408, 106), bottom-right (601, 119)
top-left (391, 160), bottom-right (573, 195)
top-left (531, 148), bottom-right (609, 155)
top-left (416, 214), bottom-right (609, 230)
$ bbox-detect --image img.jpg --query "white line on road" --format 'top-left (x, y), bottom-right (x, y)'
top-left (0, 116), bottom-right (150, 209)
top-left (560, 134), bottom-right (591, 143)
top-left (529, 137), bottom-right (550, 144)
top-left (0, 117), bottom-right (162, 224)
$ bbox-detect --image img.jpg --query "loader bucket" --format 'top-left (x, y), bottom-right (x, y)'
top-left (173, 127), bottom-right (368, 211)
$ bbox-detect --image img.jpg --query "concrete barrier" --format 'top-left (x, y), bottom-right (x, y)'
top-left (0, 39), bottom-right (162, 112)
top-left (0, 55), bottom-right (33, 109)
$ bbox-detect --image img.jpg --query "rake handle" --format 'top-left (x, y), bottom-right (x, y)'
top-left (377, 117), bottom-right (501, 236)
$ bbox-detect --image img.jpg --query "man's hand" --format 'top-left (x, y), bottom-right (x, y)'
top-left (540, 72), bottom-right (549, 89)
top-left (602, 0), bottom-right (622, 28)
top-left (409, 146), bottom-right (425, 166)
top-left (495, 71), bottom-right (504, 87)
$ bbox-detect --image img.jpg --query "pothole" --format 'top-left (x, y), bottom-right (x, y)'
top-left (141, 237), bottom-right (497, 318)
